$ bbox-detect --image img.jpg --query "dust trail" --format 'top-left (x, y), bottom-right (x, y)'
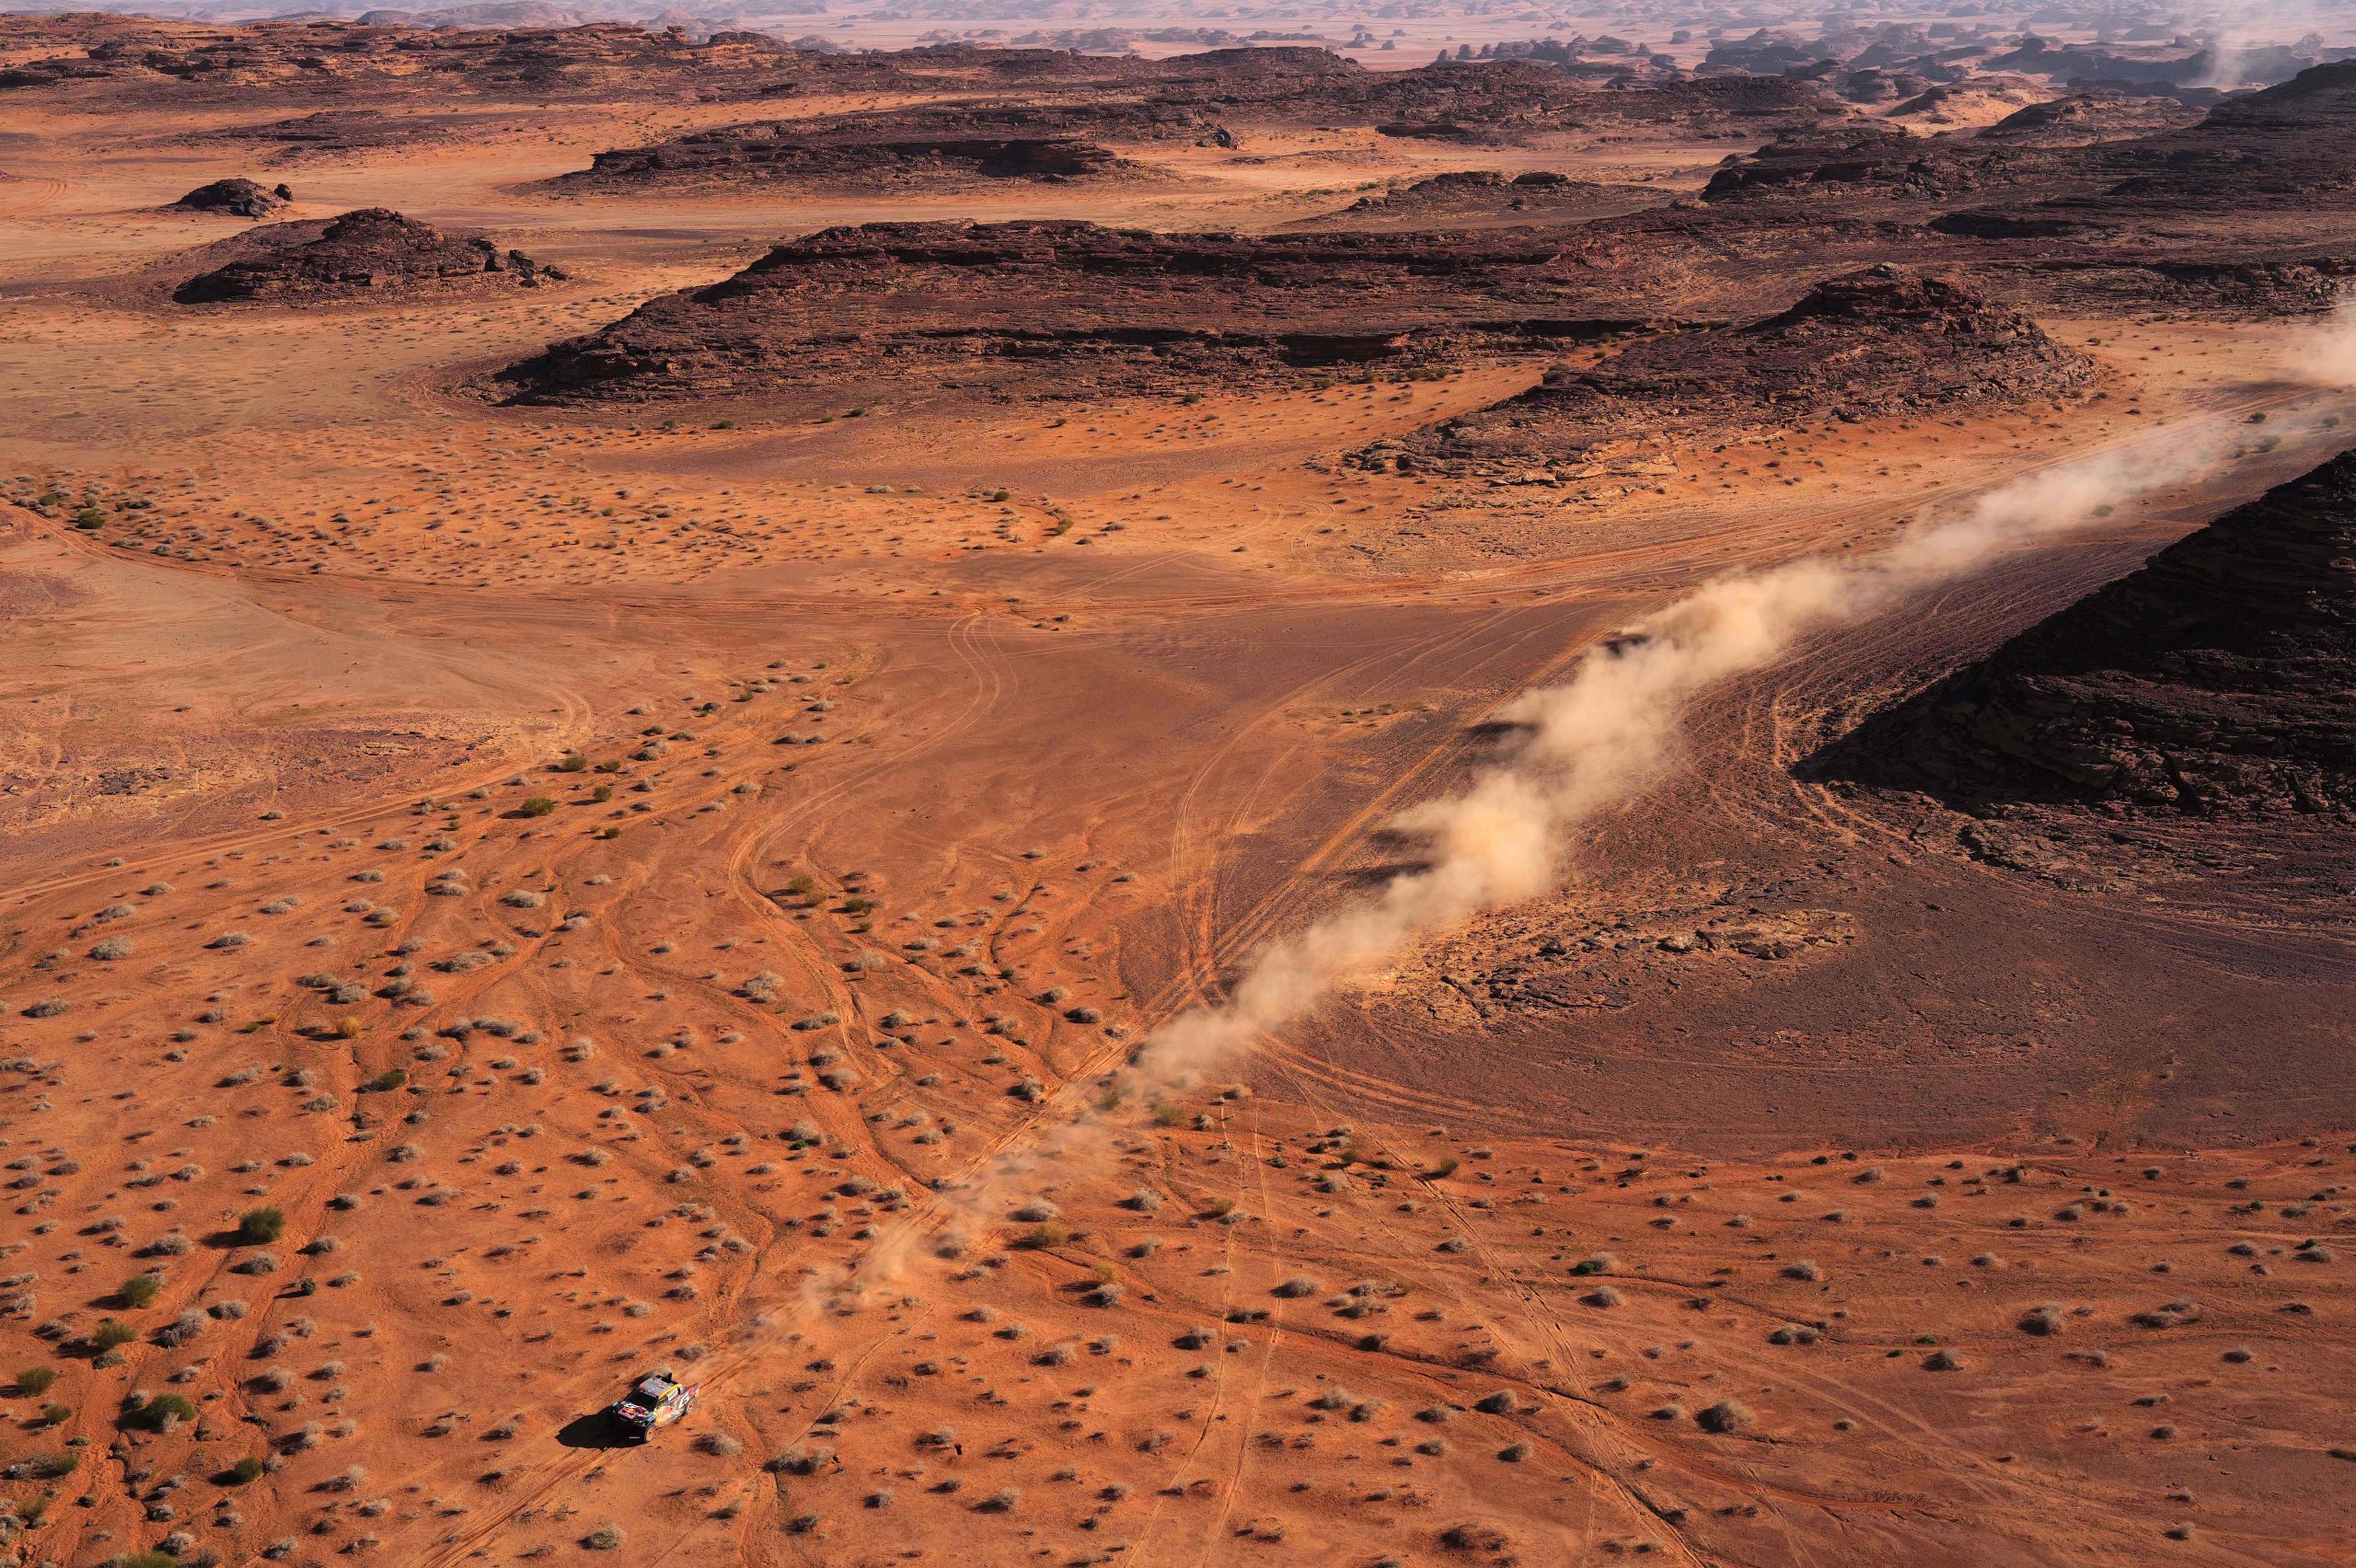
top-left (2288, 298), bottom-right (2356, 386)
top-left (2182, 0), bottom-right (2346, 87)
top-left (1134, 399), bottom-right (2338, 1086)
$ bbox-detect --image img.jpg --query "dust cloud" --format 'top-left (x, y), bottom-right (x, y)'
top-left (1136, 392), bottom-right (2345, 1085)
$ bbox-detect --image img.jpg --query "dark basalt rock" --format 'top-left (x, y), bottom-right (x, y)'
top-left (1817, 446), bottom-right (2356, 816)
top-left (1929, 59), bottom-right (2356, 236)
top-left (1322, 167), bottom-right (1663, 230)
top-left (554, 110), bottom-right (1136, 190)
top-left (1701, 125), bottom-right (2069, 206)
top-left (170, 177), bottom-right (292, 217)
top-left (548, 60), bottom-right (1839, 194)
top-left (1698, 63), bottom-right (2356, 243)
top-left (0, 17), bottom-right (1842, 159)
top-left (173, 207), bottom-right (562, 304)
top-left (1974, 92), bottom-right (2204, 144)
top-left (1366, 265), bottom-right (2091, 472)
top-left (493, 218), bottom-right (1671, 405)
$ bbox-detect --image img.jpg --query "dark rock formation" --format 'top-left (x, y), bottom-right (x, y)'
top-left (494, 219), bottom-right (1675, 405)
top-left (2004, 257), bottom-right (2356, 317)
top-left (553, 109), bottom-right (1142, 190)
top-left (1930, 59), bottom-right (2356, 237)
top-left (1819, 447), bottom-right (2356, 815)
top-left (2085, 59), bottom-right (2356, 210)
top-left (548, 56), bottom-right (1841, 194)
top-left (1974, 93), bottom-right (2204, 145)
top-left (1364, 266), bottom-right (2091, 472)
top-left (0, 18), bottom-right (818, 99)
top-left (170, 177), bottom-right (292, 217)
top-left (1700, 63), bottom-right (2356, 221)
top-left (0, 17), bottom-right (1842, 152)
top-left (174, 208), bottom-right (562, 304)
top-left (1322, 168), bottom-right (1663, 229)
top-left (1982, 35), bottom-right (2325, 90)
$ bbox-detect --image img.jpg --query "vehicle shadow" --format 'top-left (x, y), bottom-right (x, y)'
top-left (556, 1412), bottom-right (631, 1450)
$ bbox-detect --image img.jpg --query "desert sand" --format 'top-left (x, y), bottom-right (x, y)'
top-left (2, 11), bottom-right (2353, 1567)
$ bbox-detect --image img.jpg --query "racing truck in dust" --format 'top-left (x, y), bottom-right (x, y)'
top-left (606, 1371), bottom-right (699, 1442)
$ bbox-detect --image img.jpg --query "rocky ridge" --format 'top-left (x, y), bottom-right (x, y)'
top-left (1357, 266), bottom-right (2092, 474)
top-left (170, 177), bottom-right (293, 217)
top-left (494, 219), bottom-right (1682, 405)
top-left (174, 207), bottom-right (563, 304)
top-left (1819, 446), bottom-right (2356, 815)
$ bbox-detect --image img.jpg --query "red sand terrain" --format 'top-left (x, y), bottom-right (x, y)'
top-left (0, 17), bottom-right (2353, 1568)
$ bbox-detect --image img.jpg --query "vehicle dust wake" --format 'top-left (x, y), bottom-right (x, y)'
top-left (1136, 394), bottom-right (2348, 1086)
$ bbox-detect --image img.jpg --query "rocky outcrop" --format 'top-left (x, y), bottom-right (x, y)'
top-left (170, 177), bottom-right (291, 217)
top-left (1322, 168), bottom-right (1663, 229)
top-left (173, 208), bottom-right (562, 304)
top-left (494, 219), bottom-right (1669, 404)
top-left (0, 19), bottom-right (817, 99)
top-left (493, 202), bottom-right (1995, 408)
top-left (1362, 266), bottom-right (2091, 473)
top-left (1819, 447), bottom-right (2356, 815)
top-left (0, 17), bottom-right (1842, 144)
top-left (552, 109), bottom-right (1142, 191)
top-left (1974, 93), bottom-right (2203, 145)
top-left (2004, 257), bottom-right (2356, 317)
top-left (1928, 59), bottom-right (2356, 240)
top-left (1701, 125), bottom-right (2072, 206)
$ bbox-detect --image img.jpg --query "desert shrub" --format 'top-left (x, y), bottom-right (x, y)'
top-left (237, 1206), bottom-right (286, 1245)
top-left (154, 1310), bottom-right (207, 1347)
top-left (515, 797), bottom-right (558, 818)
top-left (219, 1456), bottom-right (267, 1485)
top-left (1695, 1400), bottom-right (1752, 1434)
top-left (1441, 1523), bottom-right (1509, 1552)
top-left (119, 1274), bottom-right (163, 1309)
top-left (770, 1445), bottom-right (835, 1476)
top-left (91, 1320), bottom-right (138, 1351)
top-left (128, 1391), bottom-right (199, 1431)
top-left (15, 1366), bottom-right (57, 1396)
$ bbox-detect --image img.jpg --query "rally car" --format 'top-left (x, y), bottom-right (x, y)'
top-left (606, 1370), bottom-right (699, 1443)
